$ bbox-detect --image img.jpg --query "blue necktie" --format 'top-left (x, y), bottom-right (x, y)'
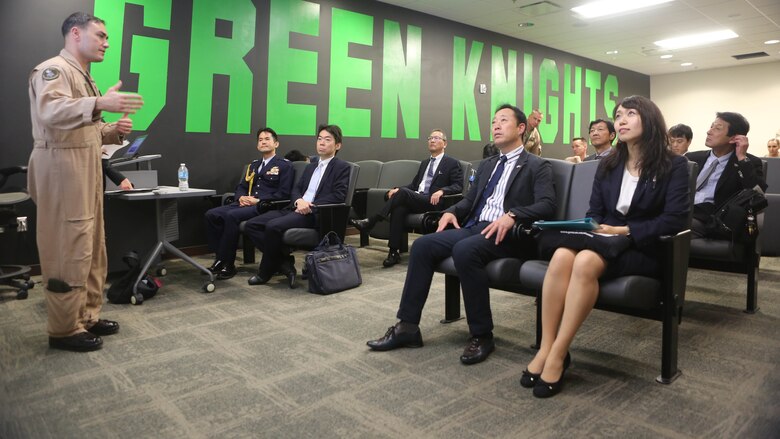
top-left (422, 157), bottom-right (436, 194)
top-left (302, 162), bottom-right (324, 202)
top-left (465, 155), bottom-right (507, 228)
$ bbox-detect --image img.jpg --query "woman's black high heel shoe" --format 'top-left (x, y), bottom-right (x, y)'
top-left (531, 352), bottom-right (571, 397)
top-left (521, 352), bottom-right (570, 389)
top-left (520, 369), bottom-right (541, 388)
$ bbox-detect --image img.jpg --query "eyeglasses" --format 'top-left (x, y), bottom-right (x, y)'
top-left (427, 136), bottom-right (444, 141)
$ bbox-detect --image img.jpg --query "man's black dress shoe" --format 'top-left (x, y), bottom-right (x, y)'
top-left (207, 260), bottom-right (224, 273)
top-left (350, 218), bottom-right (373, 232)
top-left (521, 352), bottom-right (570, 388)
top-left (247, 273), bottom-right (271, 285)
top-left (367, 326), bottom-right (423, 351)
top-left (216, 264), bottom-right (237, 280)
top-left (49, 332), bottom-right (103, 352)
top-left (382, 250), bottom-right (401, 268)
top-left (280, 256), bottom-right (296, 289)
top-left (460, 336), bottom-right (495, 365)
top-left (86, 319), bottom-right (120, 336)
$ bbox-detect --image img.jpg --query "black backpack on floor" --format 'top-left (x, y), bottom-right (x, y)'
top-left (107, 251), bottom-right (160, 304)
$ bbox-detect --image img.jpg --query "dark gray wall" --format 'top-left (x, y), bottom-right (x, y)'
top-left (0, 0), bottom-right (648, 265)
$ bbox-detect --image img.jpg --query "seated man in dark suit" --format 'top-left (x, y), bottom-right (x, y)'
top-left (101, 156), bottom-right (133, 190)
top-left (685, 112), bottom-right (767, 239)
top-left (204, 128), bottom-right (294, 279)
top-left (366, 104), bottom-right (556, 364)
top-left (244, 124), bottom-right (351, 287)
top-left (350, 129), bottom-right (463, 267)
top-left (584, 119), bottom-right (615, 161)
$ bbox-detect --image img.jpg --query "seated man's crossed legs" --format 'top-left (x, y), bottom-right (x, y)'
top-left (352, 187), bottom-right (439, 267)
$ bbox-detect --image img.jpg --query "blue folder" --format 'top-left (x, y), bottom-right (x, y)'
top-left (533, 217), bottom-right (600, 231)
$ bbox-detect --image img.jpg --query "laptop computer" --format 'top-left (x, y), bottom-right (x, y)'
top-left (104, 170), bottom-right (159, 193)
top-left (109, 134), bottom-right (148, 164)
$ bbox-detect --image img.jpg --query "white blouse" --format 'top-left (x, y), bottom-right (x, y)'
top-left (616, 167), bottom-right (639, 215)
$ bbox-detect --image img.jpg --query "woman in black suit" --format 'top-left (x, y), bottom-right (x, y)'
top-left (523, 95), bottom-right (690, 398)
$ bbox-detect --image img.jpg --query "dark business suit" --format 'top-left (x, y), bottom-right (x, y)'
top-left (397, 150), bottom-right (556, 336)
top-left (244, 157), bottom-right (351, 276)
top-left (102, 159), bottom-right (126, 190)
top-left (205, 156), bottom-right (294, 266)
top-left (587, 155), bottom-right (690, 278)
top-left (685, 150), bottom-right (766, 237)
top-left (379, 154), bottom-right (463, 250)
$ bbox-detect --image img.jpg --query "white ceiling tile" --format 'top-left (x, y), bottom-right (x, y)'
top-left (378, 0), bottom-right (780, 75)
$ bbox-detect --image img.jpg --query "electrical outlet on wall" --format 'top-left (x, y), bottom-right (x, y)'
top-left (479, 84), bottom-right (487, 94)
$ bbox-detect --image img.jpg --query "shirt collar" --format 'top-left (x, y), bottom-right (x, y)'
top-left (502, 146), bottom-right (524, 162)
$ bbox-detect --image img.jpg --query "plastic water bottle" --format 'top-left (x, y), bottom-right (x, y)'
top-left (468, 169), bottom-right (476, 190)
top-left (178, 163), bottom-right (189, 191)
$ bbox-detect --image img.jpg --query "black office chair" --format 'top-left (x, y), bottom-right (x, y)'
top-left (687, 160), bottom-right (768, 313)
top-left (0, 166), bottom-right (35, 300)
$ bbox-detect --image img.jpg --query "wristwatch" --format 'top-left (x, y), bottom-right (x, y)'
top-left (506, 211), bottom-right (517, 219)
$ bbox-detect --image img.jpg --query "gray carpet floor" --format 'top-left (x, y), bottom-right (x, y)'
top-left (1, 235), bottom-right (779, 438)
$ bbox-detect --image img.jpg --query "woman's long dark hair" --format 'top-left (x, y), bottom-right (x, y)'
top-left (599, 95), bottom-right (673, 181)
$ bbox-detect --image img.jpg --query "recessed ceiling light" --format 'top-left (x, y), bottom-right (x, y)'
top-left (765, 39), bottom-right (780, 45)
top-left (655, 30), bottom-right (738, 50)
top-left (680, 62), bottom-right (693, 67)
top-left (572, 0), bottom-right (674, 19)
top-left (660, 54), bottom-right (673, 59)
top-left (606, 50), bottom-right (619, 55)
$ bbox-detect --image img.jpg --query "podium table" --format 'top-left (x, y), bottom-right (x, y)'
top-left (109, 186), bottom-right (217, 302)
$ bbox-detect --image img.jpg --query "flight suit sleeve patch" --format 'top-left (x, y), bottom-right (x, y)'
top-left (42, 67), bottom-right (60, 81)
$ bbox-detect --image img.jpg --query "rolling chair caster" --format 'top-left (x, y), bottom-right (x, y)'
top-left (130, 293), bottom-right (144, 305)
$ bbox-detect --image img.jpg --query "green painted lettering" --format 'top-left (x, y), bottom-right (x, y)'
top-left (584, 69), bottom-right (602, 123)
top-left (491, 46), bottom-right (517, 134)
top-left (267, 0), bottom-right (319, 135)
top-left (562, 64), bottom-right (582, 143)
top-left (604, 74), bottom-right (619, 118)
top-left (186, 0), bottom-right (255, 133)
top-left (380, 20), bottom-right (421, 139)
top-left (523, 53), bottom-right (534, 116)
top-left (451, 37), bottom-right (483, 141)
top-left (92, 0), bottom-right (171, 130)
top-left (329, 8), bottom-right (373, 137)
top-left (538, 58), bottom-right (559, 144)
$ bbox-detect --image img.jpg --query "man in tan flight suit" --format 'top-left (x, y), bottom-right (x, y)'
top-left (27, 12), bottom-right (143, 352)
top-left (523, 109), bottom-right (544, 156)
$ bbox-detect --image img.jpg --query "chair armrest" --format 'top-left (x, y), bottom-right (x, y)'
top-left (421, 211), bottom-right (444, 234)
top-left (313, 203), bottom-right (350, 240)
top-left (259, 199), bottom-right (290, 209)
top-left (0, 166), bottom-right (27, 189)
top-left (510, 223), bottom-right (536, 241)
top-left (659, 230), bottom-right (692, 310)
top-left (438, 193), bottom-right (463, 209)
top-left (0, 166), bottom-right (27, 177)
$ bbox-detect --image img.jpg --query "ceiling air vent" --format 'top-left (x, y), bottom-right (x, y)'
top-left (732, 52), bottom-right (769, 60)
top-left (515, 1), bottom-right (562, 17)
